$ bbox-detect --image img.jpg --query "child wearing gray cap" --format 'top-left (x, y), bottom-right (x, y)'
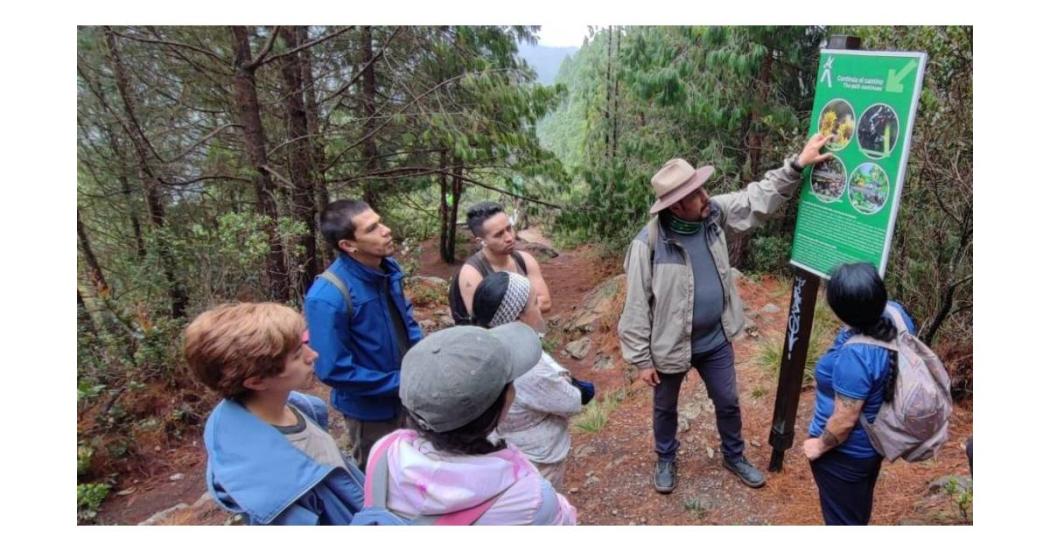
top-left (360, 322), bottom-right (577, 525)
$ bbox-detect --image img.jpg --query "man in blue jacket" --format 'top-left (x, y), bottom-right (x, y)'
top-left (305, 199), bottom-right (424, 468)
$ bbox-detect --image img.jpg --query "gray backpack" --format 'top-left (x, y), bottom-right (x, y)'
top-left (845, 307), bottom-right (952, 462)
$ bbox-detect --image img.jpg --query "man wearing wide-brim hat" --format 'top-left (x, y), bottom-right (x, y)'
top-left (618, 133), bottom-right (832, 494)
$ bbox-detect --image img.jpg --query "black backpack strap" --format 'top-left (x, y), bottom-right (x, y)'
top-left (510, 250), bottom-right (528, 275)
top-left (469, 251), bottom-right (494, 278)
top-left (317, 270), bottom-right (353, 317)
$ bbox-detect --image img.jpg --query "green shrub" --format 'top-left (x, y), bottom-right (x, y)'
top-left (747, 234), bottom-right (792, 277)
top-left (77, 443), bottom-right (95, 478)
top-left (77, 483), bottom-right (111, 523)
top-left (753, 292), bottom-right (841, 386)
top-left (573, 388), bottom-right (625, 433)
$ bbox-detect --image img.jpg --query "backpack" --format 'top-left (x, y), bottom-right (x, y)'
top-left (844, 306), bottom-right (952, 463)
top-left (448, 251), bottom-right (528, 325)
top-left (350, 436), bottom-right (503, 525)
top-left (317, 270), bottom-right (354, 316)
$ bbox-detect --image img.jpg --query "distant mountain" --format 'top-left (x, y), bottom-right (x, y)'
top-left (517, 42), bottom-right (579, 85)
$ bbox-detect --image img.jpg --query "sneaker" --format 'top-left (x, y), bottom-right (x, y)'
top-left (722, 456), bottom-right (766, 488)
top-left (653, 460), bottom-right (677, 494)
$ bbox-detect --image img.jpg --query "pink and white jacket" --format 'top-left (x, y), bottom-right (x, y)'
top-left (369, 429), bottom-right (577, 525)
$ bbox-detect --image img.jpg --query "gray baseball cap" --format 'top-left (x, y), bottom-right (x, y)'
top-left (399, 322), bottom-right (541, 433)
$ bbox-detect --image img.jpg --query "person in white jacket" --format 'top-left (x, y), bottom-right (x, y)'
top-left (472, 271), bottom-right (593, 489)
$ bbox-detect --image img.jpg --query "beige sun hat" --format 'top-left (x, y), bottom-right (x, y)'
top-left (648, 158), bottom-right (715, 214)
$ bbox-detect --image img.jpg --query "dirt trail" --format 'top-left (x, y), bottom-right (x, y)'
top-left (99, 229), bottom-right (972, 525)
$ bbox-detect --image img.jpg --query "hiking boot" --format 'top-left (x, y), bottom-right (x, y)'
top-left (722, 456), bottom-right (766, 488)
top-left (653, 460), bottom-right (677, 494)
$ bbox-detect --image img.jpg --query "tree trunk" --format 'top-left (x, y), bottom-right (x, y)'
top-left (230, 25), bottom-right (291, 302)
top-left (298, 25), bottom-right (332, 267)
top-left (443, 160), bottom-right (464, 264)
top-left (360, 26), bottom-right (380, 206)
top-left (605, 27), bottom-right (613, 162)
top-left (78, 290), bottom-right (97, 337)
top-left (100, 124), bottom-right (147, 260)
top-left (731, 45), bottom-right (775, 268)
top-left (611, 27), bottom-right (620, 160)
top-left (118, 170), bottom-right (147, 261)
top-left (747, 48), bottom-right (773, 181)
top-left (104, 27), bottom-right (189, 318)
top-left (78, 208), bottom-right (110, 297)
top-left (438, 151), bottom-right (452, 263)
top-left (922, 219), bottom-right (972, 345)
top-left (278, 26), bottom-right (319, 287)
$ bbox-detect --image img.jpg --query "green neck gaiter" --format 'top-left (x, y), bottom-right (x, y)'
top-left (667, 213), bottom-right (703, 235)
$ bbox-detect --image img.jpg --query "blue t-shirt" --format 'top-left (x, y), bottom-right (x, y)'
top-left (807, 301), bottom-right (915, 458)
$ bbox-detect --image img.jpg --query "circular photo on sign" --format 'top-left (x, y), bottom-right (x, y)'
top-left (848, 163), bottom-right (891, 215)
top-left (810, 155), bottom-right (847, 203)
top-left (818, 99), bottom-right (855, 151)
top-left (857, 103), bottom-right (900, 160)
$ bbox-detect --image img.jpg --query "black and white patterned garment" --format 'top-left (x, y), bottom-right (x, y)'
top-left (489, 272), bottom-right (532, 327)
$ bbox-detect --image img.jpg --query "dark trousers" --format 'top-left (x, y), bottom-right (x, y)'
top-left (809, 448), bottom-right (883, 525)
top-left (653, 341), bottom-right (744, 462)
top-left (343, 413), bottom-right (404, 469)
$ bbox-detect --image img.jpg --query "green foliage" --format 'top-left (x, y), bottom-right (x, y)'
top-left (77, 380), bottom-right (106, 405)
top-left (683, 496), bottom-right (709, 519)
top-left (543, 26), bottom-right (824, 252)
top-left (573, 387), bottom-right (626, 433)
top-left (754, 291), bottom-right (841, 386)
top-left (848, 26), bottom-right (972, 347)
top-left (78, 25), bottom-right (571, 491)
top-left (177, 212), bottom-right (273, 301)
top-left (77, 483), bottom-right (111, 523)
top-left (131, 317), bottom-right (186, 385)
top-left (747, 235), bottom-right (792, 277)
top-left (541, 25), bottom-right (971, 350)
top-left (75, 25), bottom-right (971, 500)
top-left (77, 443), bottom-right (95, 478)
top-left (944, 477), bottom-right (973, 524)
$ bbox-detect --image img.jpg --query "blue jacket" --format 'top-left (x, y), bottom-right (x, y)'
top-left (203, 392), bottom-right (366, 525)
top-left (304, 254), bottom-right (423, 421)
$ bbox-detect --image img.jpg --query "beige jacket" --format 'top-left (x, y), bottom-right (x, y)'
top-left (618, 158), bottom-right (803, 374)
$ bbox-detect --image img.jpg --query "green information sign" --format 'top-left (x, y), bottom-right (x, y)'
top-left (790, 49), bottom-right (927, 278)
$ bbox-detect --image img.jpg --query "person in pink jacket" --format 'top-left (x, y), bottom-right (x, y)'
top-left (365, 322), bottom-right (578, 525)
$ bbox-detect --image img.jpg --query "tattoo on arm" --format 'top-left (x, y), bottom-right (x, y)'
top-left (822, 393), bottom-right (865, 449)
top-left (836, 394), bottom-right (863, 411)
top-left (819, 430), bottom-right (841, 448)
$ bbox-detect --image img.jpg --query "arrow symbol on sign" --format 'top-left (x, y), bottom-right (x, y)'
top-left (886, 59), bottom-right (918, 93)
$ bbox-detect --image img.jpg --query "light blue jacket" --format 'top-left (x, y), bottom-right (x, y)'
top-left (203, 392), bottom-right (365, 525)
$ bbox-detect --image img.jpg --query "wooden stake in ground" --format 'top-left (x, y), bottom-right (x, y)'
top-left (766, 34), bottom-right (860, 472)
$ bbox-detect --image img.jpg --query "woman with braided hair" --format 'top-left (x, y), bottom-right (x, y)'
top-left (802, 262), bottom-right (916, 525)
top-left (471, 271), bottom-right (595, 489)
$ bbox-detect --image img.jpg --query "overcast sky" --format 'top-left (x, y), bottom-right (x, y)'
top-left (537, 24), bottom-right (592, 47)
